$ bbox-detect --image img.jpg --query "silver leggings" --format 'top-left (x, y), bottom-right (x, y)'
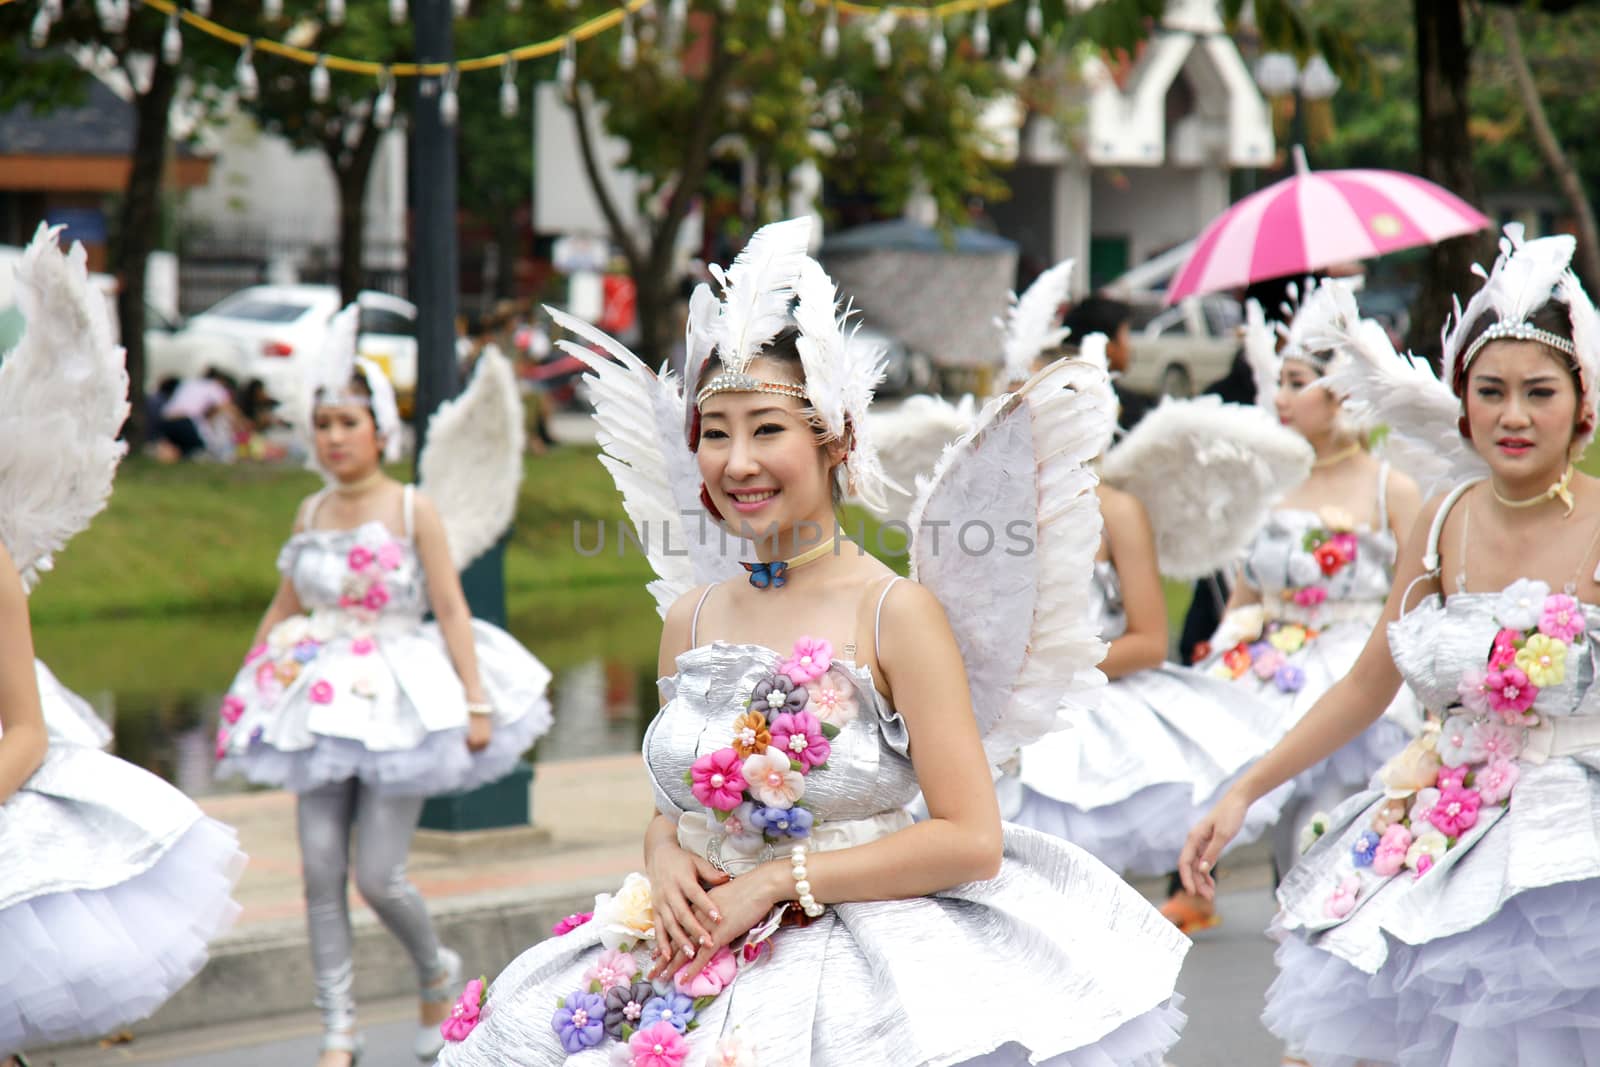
top-left (297, 779), bottom-right (445, 1034)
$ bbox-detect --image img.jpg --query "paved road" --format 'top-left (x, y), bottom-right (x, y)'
top-left (44, 885), bottom-right (1285, 1067)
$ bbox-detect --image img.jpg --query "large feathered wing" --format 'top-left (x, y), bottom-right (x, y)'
top-left (548, 307), bottom-right (745, 617)
top-left (863, 394), bottom-right (977, 524)
top-left (1101, 396), bottom-right (1313, 580)
top-left (909, 358), bottom-right (1111, 767)
top-left (0, 224), bottom-right (129, 590)
top-left (417, 344), bottom-right (526, 570)
top-left (1311, 283), bottom-right (1486, 497)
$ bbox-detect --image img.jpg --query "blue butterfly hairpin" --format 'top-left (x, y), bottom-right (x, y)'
top-left (742, 560), bottom-right (788, 589)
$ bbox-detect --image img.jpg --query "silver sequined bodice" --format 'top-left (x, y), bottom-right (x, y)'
top-left (1090, 560), bottom-right (1127, 641)
top-left (278, 522), bottom-right (429, 619)
top-left (1242, 509), bottom-right (1396, 605)
top-left (1390, 593), bottom-right (1600, 720)
top-left (646, 643), bottom-right (920, 823)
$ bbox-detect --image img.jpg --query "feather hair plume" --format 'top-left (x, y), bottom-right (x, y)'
top-left (1241, 299), bottom-right (1279, 408)
top-left (998, 258), bottom-right (1074, 385)
top-left (706, 216), bottom-right (813, 376)
top-left (1443, 225), bottom-right (1576, 389)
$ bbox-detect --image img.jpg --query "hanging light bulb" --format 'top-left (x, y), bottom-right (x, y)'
top-left (667, 0), bottom-right (687, 39)
top-left (311, 56), bottom-right (331, 102)
top-left (327, 0), bottom-right (345, 24)
top-left (506, 0), bottom-right (521, 9)
top-left (439, 67), bottom-right (459, 127)
top-left (820, 7), bottom-right (838, 57)
top-left (193, 0), bottom-right (210, 14)
top-left (499, 60), bottom-right (519, 118)
top-left (389, 0), bottom-right (407, 25)
top-left (162, 10), bottom-right (182, 64)
top-left (373, 70), bottom-right (395, 129)
top-left (127, 51), bottom-right (155, 94)
top-left (556, 38), bottom-right (576, 94)
top-left (972, 7), bottom-right (989, 55)
top-left (928, 17), bottom-right (945, 69)
top-left (798, 0), bottom-right (813, 14)
top-left (766, 0), bottom-right (784, 37)
top-left (30, 8), bottom-right (52, 48)
top-left (1025, 0), bottom-right (1042, 38)
top-left (263, 0), bottom-right (283, 19)
top-left (872, 31), bottom-right (890, 69)
top-left (619, 15), bottom-right (637, 68)
top-left (453, 0), bottom-right (469, 15)
top-left (719, 0), bottom-right (735, 12)
top-left (236, 43), bottom-right (259, 100)
top-left (98, 0), bottom-right (129, 33)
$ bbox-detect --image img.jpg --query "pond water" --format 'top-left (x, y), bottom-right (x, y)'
top-left (31, 581), bottom-right (664, 796)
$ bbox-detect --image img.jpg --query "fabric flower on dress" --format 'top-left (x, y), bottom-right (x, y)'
top-left (1380, 735), bottom-right (1443, 797)
top-left (1292, 586), bottom-right (1328, 608)
top-left (639, 993), bottom-right (696, 1034)
top-left (552, 911), bottom-right (593, 936)
top-left (750, 804), bottom-right (813, 839)
top-left (1371, 824), bottom-right (1414, 877)
top-left (1476, 757), bottom-right (1521, 805)
top-left (730, 711), bottom-right (771, 758)
top-left (245, 642), bottom-right (269, 665)
top-left (690, 748), bottom-right (749, 812)
top-left (807, 671), bottom-right (859, 726)
top-left (1489, 628), bottom-right (1522, 670)
top-left (1539, 593), bottom-right (1586, 643)
top-left (718, 801), bottom-right (767, 855)
top-left (553, 990), bottom-right (608, 1053)
top-left (1455, 668), bottom-right (1491, 716)
top-left (309, 679), bottom-right (336, 705)
top-left (1407, 787), bottom-right (1441, 828)
top-left (1324, 875), bottom-right (1360, 918)
top-left (1428, 785), bottom-right (1482, 836)
top-left (1274, 664), bottom-right (1306, 693)
top-left (749, 674), bottom-right (809, 716)
top-left (592, 872), bottom-right (656, 950)
top-left (1514, 633), bottom-right (1567, 688)
top-left (1226, 604), bottom-right (1266, 644)
top-left (742, 747), bottom-right (806, 808)
top-left (1485, 667), bottom-right (1537, 717)
top-left (351, 636), bottom-right (376, 656)
top-left (214, 726), bottom-right (231, 759)
top-left (1406, 829), bottom-right (1448, 872)
top-left (291, 639), bottom-right (321, 664)
top-left (673, 945), bottom-right (738, 997)
top-left (779, 637), bottom-right (833, 684)
top-left (1436, 717), bottom-right (1478, 768)
top-left (604, 980), bottom-right (656, 1040)
top-left (1267, 624), bottom-right (1308, 655)
top-left (362, 583), bottom-right (391, 612)
top-left (710, 1034), bottom-right (758, 1067)
top-left (1496, 579), bottom-right (1552, 631)
top-left (1251, 648), bottom-right (1286, 681)
top-left (440, 977), bottom-right (485, 1042)
top-left (1312, 541), bottom-right (1350, 577)
top-left (1299, 811), bottom-right (1331, 854)
top-left (376, 540), bottom-right (405, 571)
top-left (1369, 797), bottom-right (1408, 835)
top-left (220, 695), bottom-right (246, 725)
top-left (1219, 644), bottom-right (1252, 679)
top-left (347, 545), bottom-right (375, 571)
top-left (627, 1021), bottom-right (690, 1067)
top-left (1319, 506), bottom-right (1357, 532)
top-left (585, 948), bottom-right (640, 993)
top-left (1351, 830), bottom-right (1381, 868)
top-left (1328, 532), bottom-right (1359, 561)
top-left (769, 710), bottom-right (830, 771)
top-left (1467, 719), bottom-right (1524, 763)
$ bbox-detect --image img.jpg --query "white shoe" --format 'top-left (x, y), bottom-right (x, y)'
top-left (415, 947), bottom-right (463, 1061)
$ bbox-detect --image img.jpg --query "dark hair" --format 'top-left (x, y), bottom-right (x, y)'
top-left (1062, 296), bottom-right (1130, 343)
top-left (1453, 299), bottom-right (1579, 396)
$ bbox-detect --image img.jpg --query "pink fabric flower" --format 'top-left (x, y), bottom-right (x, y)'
top-left (1485, 666), bottom-right (1537, 715)
top-left (1468, 720), bottom-right (1524, 763)
top-left (690, 748), bottom-right (749, 812)
top-left (1476, 757), bottom-right (1521, 805)
top-left (780, 637), bottom-right (833, 684)
top-left (1428, 785), bottom-right (1482, 837)
top-left (1251, 648), bottom-right (1286, 680)
top-left (220, 695), bottom-right (246, 724)
top-left (808, 672), bottom-right (858, 726)
top-left (338, 594), bottom-right (358, 610)
top-left (351, 637), bottom-right (376, 656)
top-left (1329, 532), bottom-right (1359, 560)
top-left (1489, 628), bottom-right (1522, 670)
top-left (673, 945), bottom-right (738, 997)
top-left (1415, 854), bottom-right (1435, 878)
top-left (440, 978), bottom-right (485, 1042)
top-left (214, 726), bottom-right (230, 759)
top-left (255, 662), bottom-right (278, 692)
top-left (552, 912), bottom-right (593, 936)
top-left (245, 643), bottom-right (269, 666)
top-left (1371, 824), bottom-right (1413, 877)
top-left (376, 540), bottom-right (405, 571)
top-left (347, 545), bottom-right (374, 571)
top-left (585, 948), bottom-right (639, 992)
top-left (1456, 668), bottom-right (1491, 716)
top-left (310, 680), bottom-right (336, 705)
top-left (1324, 875), bottom-right (1360, 918)
top-left (1435, 765), bottom-right (1467, 791)
top-left (1292, 586), bottom-right (1328, 608)
top-left (769, 710), bottom-right (830, 771)
top-left (363, 583), bottom-right (391, 611)
top-left (627, 1021), bottom-right (689, 1067)
top-left (1539, 593), bottom-right (1585, 643)
top-left (1408, 787), bottom-right (1441, 827)
top-left (741, 747), bottom-right (805, 808)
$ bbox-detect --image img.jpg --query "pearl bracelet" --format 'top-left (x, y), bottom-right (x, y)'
top-left (465, 701), bottom-right (494, 716)
top-left (790, 844), bottom-right (825, 918)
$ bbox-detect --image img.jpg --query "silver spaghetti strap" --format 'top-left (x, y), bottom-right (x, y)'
top-left (689, 585), bottom-right (716, 646)
top-left (1375, 460), bottom-right (1392, 532)
top-left (1423, 480), bottom-right (1479, 575)
top-left (872, 576), bottom-right (904, 662)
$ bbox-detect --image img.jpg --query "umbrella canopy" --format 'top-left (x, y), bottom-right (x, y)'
top-left (1165, 146), bottom-right (1490, 305)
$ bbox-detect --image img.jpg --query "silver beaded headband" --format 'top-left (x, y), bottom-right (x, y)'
top-left (694, 373), bottom-right (810, 409)
top-left (314, 388), bottom-right (372, 410)
top-left (1462, 321), bottom-right (1578, 370)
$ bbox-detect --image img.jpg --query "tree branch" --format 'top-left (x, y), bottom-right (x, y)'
top-left (570, 81), bottom-right (644, 272)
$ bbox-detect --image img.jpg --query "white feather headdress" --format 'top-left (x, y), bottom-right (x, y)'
top-left (1241, 298), bottom-right (1279, 408)
top-left (306, 303), bottom-right (403, 467)
top-left (1440, 224), bottom-right (1598, 452)
top-left (998, 259), bottom-right (1074, 385)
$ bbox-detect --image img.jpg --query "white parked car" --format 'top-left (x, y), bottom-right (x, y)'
top-left (148, 284), bottom-right (418, 419)
top-left (1100, 241), bottom-right (1241, 399)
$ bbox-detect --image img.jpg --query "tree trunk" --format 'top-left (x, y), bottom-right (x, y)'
top-left (328, 117), bottom-right (384, 306)
top-left (113, 53), bottom-right (180, 450)
top-left (1493, 7), bottom-right (1600, 289)
top-left (1408, 0), bottom-right (1486, 364)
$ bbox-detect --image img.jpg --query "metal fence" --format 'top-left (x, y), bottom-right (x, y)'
top-left (176, 230), bottom-right (407, 317)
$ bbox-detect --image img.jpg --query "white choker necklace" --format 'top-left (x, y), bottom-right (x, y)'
top-left (1492, 465), bottom-right (1575, 517)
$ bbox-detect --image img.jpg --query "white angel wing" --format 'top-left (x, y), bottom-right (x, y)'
top-left (0, 224), bottom-right (129, 591)
top-left (1310, 283), bottom-right (1486, 497)
top-left (416, 344), bottom-right (526, 570)
top-left (909, 358), bottom-right (1111, 767)
top-left (547, 307), bottom-right (746, 617)
top-left (863, 394), bottom-right (977, 524)
top-left (1102, 396), bottom-right (1314, 580)
top-left (1242, 298), bottom-right (1279, 408)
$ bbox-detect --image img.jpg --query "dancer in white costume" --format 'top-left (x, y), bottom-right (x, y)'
top-left (434, 218), bottom-right (1188, 1067)
top-left (1183, 228), bottom-right (1600, 1067)
top-left (1190, 282), bottom-right (1423, 894)
top-left (0, 227), bottom-right (246, 1066)
top-left (214, 315), bottom-right (554, 1066)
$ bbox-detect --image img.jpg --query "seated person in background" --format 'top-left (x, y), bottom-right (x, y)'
top-left (232, 377), bottom-right (289, 462)
top-left (1062, 295), bottom-right (1153, 431)
top-left (153, 367), bottom-right (242, 463)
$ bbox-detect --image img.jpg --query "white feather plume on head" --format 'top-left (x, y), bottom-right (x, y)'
top-left (705, 216), bottom-right (813, 377)
top-left (998, 258), bottom-right (1074, 385)
top-left (1241, 299), bottom-right (1279, 408)
top-left (306, 303), bottom-right (403, 469)
top-left (681, 282), bottom-right (720, 439)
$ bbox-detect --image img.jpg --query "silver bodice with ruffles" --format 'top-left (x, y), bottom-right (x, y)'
top-left (279, 520), bottom-right (428, 619)
top-left (1241, 509), bottom-right (1396, 607)
top-left (1089, 560), bottom-right (1127, 641)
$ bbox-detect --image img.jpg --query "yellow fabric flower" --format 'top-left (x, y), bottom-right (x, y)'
top-left (1267, 624), bottom-right (1308, 655)
top-left (1515, 634), bottom-right (1567, 688)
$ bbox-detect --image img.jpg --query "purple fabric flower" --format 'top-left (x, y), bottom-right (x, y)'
top-left (640, 992), bottom-right (697, 1034)
top-left (551, 990), bottom-right (607, 1053)
top-left (1274, 663), bottom-right (1306, 693)
top-left (292, 640), bottom-right (321, 664)
top-left (750, 804), bottom-right (813, 839)
top-left (1351, 829), bottom-right (1381, 868)
top-left (604, 980), bottom-right (656, 1039)
top-left (750, 674), bottom-right (809, 716)
top-left (1247, 640), bottom-right (1274, 660)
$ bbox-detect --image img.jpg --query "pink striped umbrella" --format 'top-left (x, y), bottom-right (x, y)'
top-left (1164, 147), bottom-right (1490, 304)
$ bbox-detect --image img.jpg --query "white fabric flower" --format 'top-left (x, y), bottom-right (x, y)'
top-left (1405, 829), bottom-right (1448, 870)
top-left (1495, 578), bottom-right (1552, 632)
top-left (1436, 716), bottom-right (1477, 768)
top-left (269, 615), bottom-right (311, 651)
top-left (711, 1035), bottom-right (758, 1067)
top-left (1407, 787), bottom-right (1441, 828)
top-left (742, 747), bottom-right (805, 808)
top-left (1288, 552), bottom-right (1324, 588)
top-left (717, 801), bottom-right (766, 856)
top-left (592, 872), bottom-right (656, 950)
